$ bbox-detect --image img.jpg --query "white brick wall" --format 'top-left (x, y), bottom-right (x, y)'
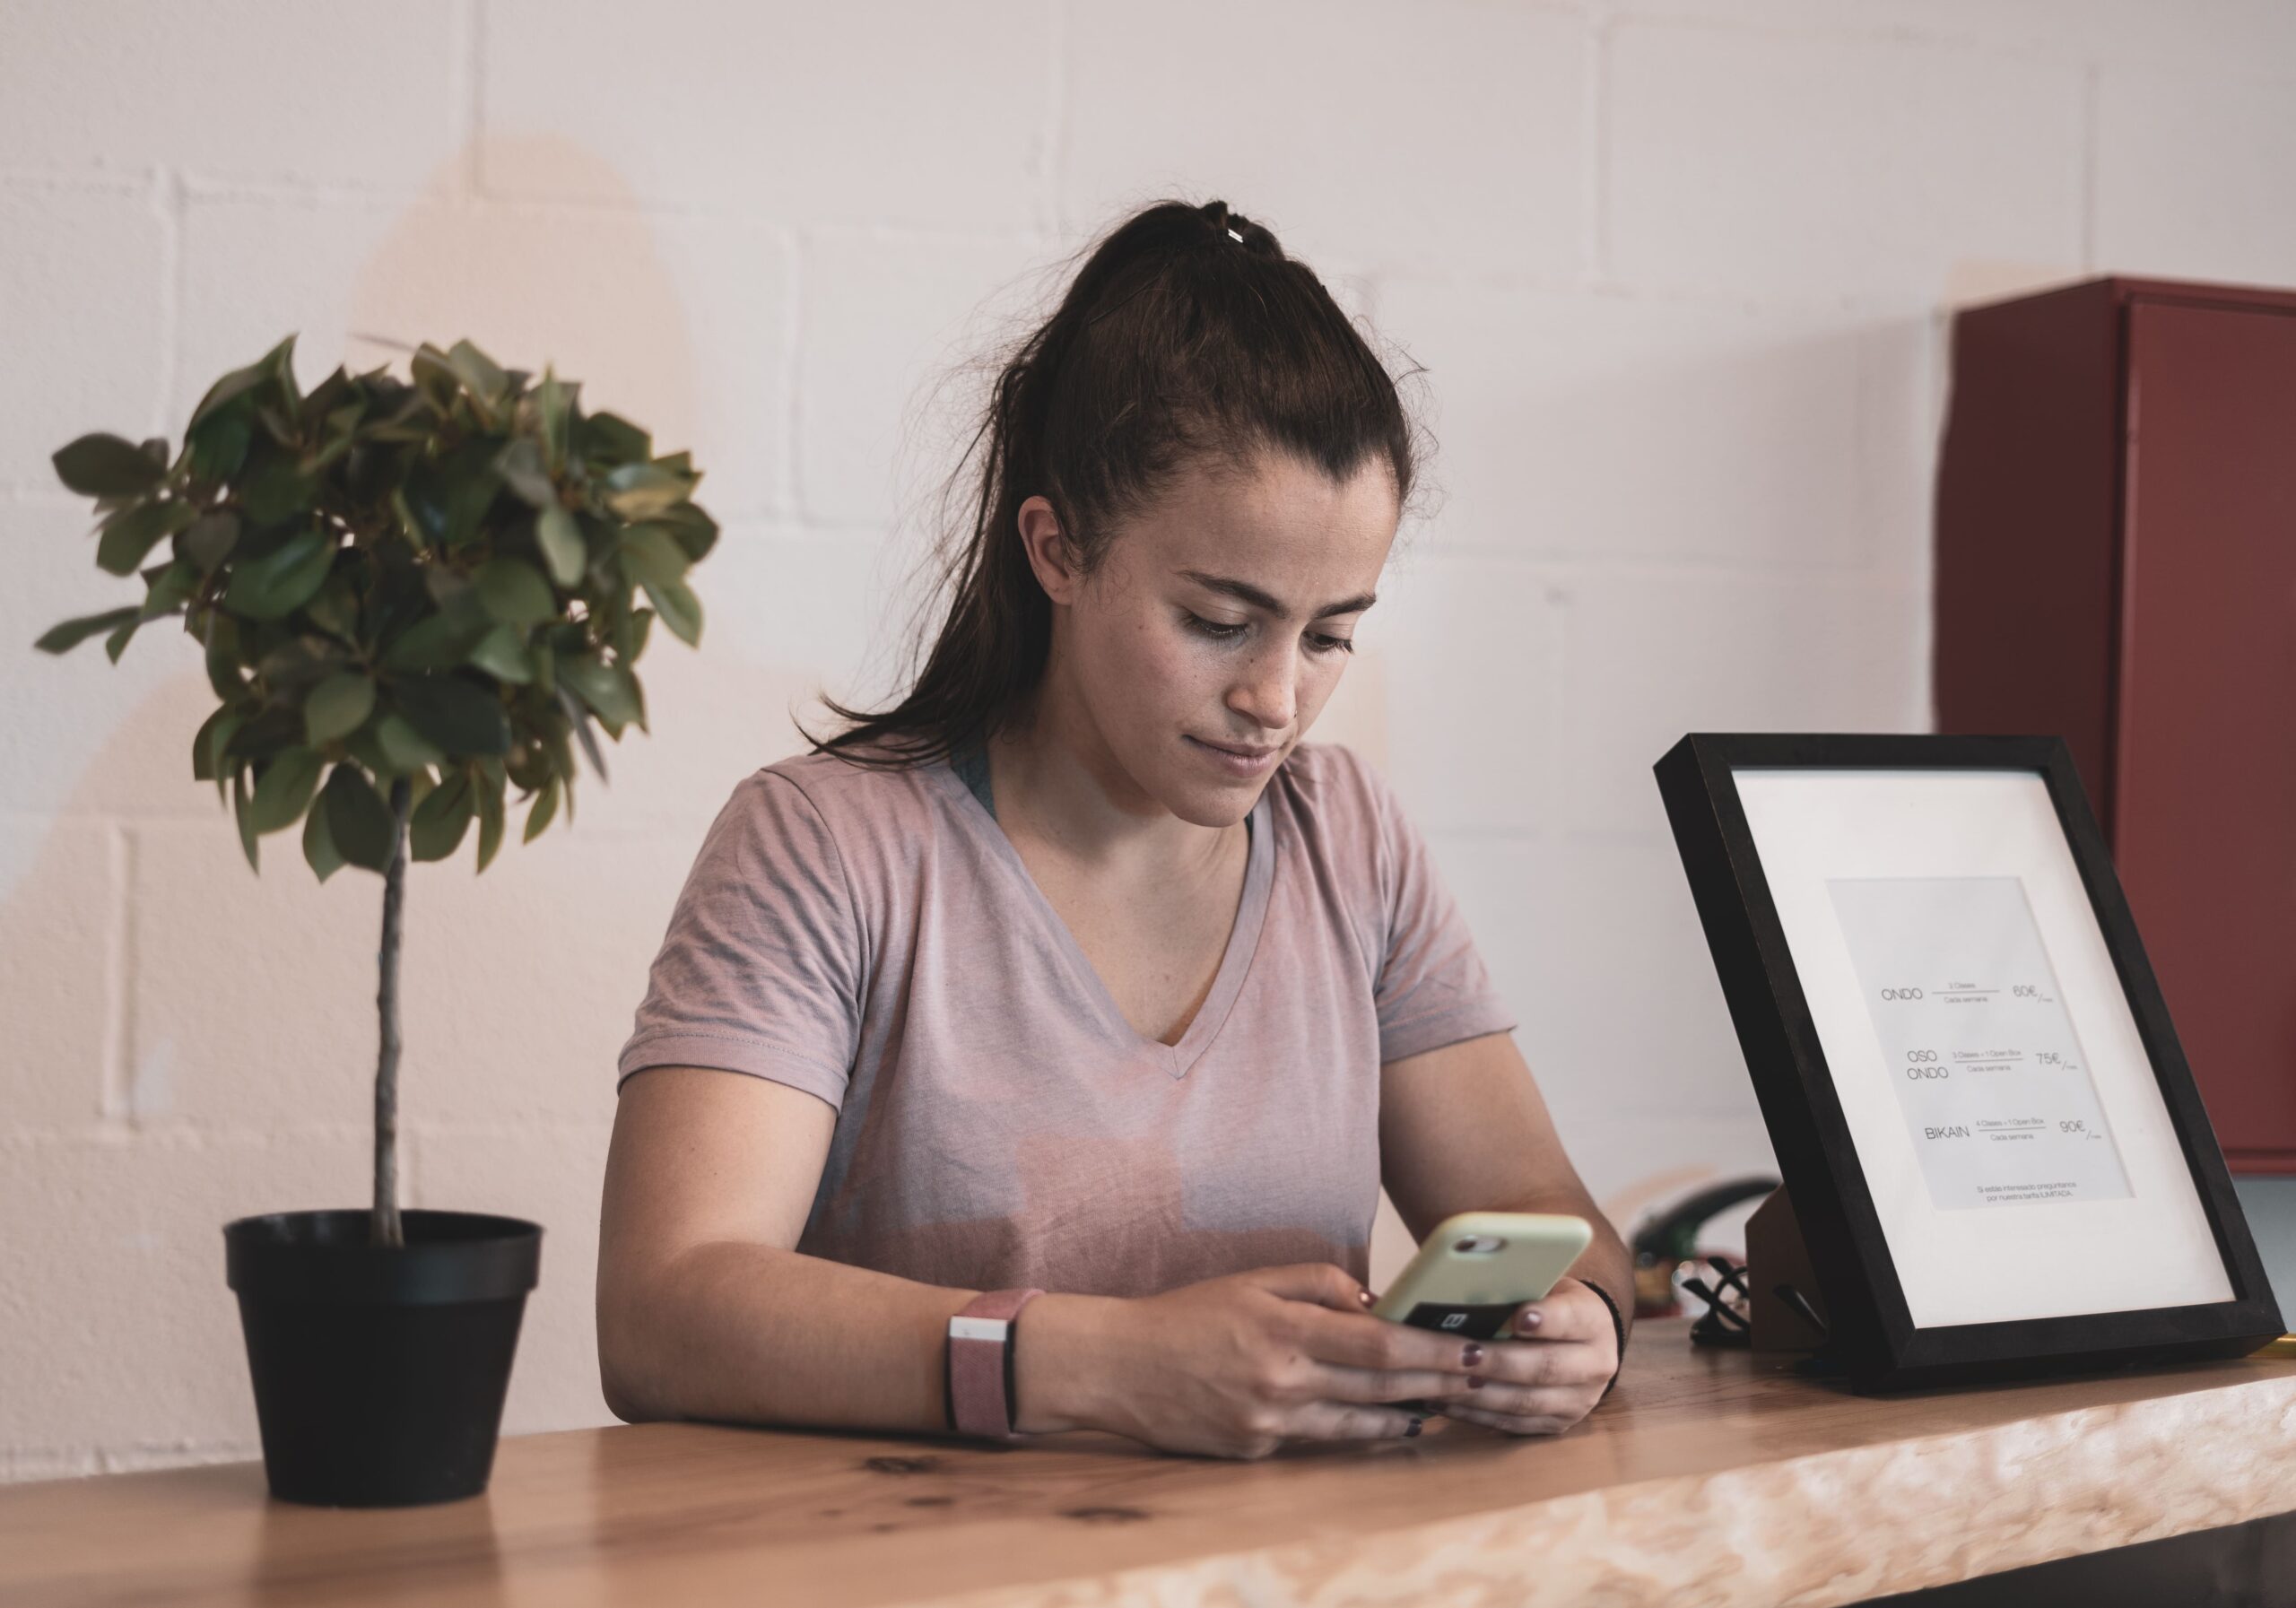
top-left (5, 0), bottom-right (2294, 1481)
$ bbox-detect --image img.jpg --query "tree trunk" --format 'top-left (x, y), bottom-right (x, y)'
top-left (371, 775), bottom-right (413, 1249)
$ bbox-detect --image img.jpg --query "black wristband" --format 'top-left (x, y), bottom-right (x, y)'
top-left (1004, 1308), bottom-right (1020, 1434)
top-left (1579, 1277), bottom-right (1627, 1402)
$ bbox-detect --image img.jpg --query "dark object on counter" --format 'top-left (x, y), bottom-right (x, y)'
top-left (226, 1209), bottom-right (541, 1507)
top-left (1630, 1175), bottom-right (1777, 1318)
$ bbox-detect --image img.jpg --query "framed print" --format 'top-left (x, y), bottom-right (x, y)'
top-left (1654, 733), bottom-right (2282, 1392)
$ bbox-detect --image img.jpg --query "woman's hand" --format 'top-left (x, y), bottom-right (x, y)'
top-left (1434, 1274), bottom-right (1619, 1437)
top-left (1080, 1263), bottom-right (1488, 1460)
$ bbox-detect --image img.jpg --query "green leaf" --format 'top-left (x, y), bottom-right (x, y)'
top-left (523, 773), bottom-right (561, 843)
top-left (447, 339), bottom-right (509, 414)
top-left (309, 399), bottom-right (365, 471)
top-left (102, 615), bottom-right (141, 663)
top-left (301, 787), bottom-right (345, 882)
top-left (303, 568), bottom-right (359, 646)
top-left (603, 462), bottom-right (690, 519)
top-left (248, 748), bottom-right (325, 834)
top-left (54, 433), bottom-right (167, 497)
top-left (475, 765), bottom-right (506, 871)
top-left (304, 672), bottom-right (377, 744)
top-left (617, 524), bottom-right (689, 589)
top-left (34, 605), bottom-right (141, 655)
top-left (203, 611), bottom-right (247, 700)
top-left (556, 656), bottom-right (639, 734)
top-left (474, 555), bottom-right (555, 630)
top-left (186, 335), bottom-right (296, 429)
top-left (557, 685), bottom-right (611, 781)
top-left (266, 334), bottom-right (303, 421)
top-left (96, 499), bottom-right (196, 576)
top-left (187, 347), bottom-right (276, 430)
top-left (537, 366), bottom-right (572, 471)
top-left (232, 766), bottom-right (260, 873)
top-left (651, 501), bottom-right (719, 564)
top-left (639, 574), bottom-right (700, 648)
top-left (222, 703), bottom-right (304, 762)
top-left (394, 674), bottom-right (511, 756)
top-left (467, 623), bottom-right (535, 684)
top-left (136, 558), bottom-right (201, 621)
top-left (184, 400), bottom-right (255, 483)
top-left (374, 712), bottom-right (447, 772)
top-left (224, 526), bottom-right (335, 621)
top-left (192, 704), bottom-right (237, 783)
top-left (378, 609), bottom-right (490, 674)
top-left (239, 457), bottom-right (317, 526)
top-left (177, 511), bottom-right (240, 571)
top-left (535, 505), bottom-right (585, 587)
top-left (410, 343), bottom-right (460, 412)
top-left (492, 437), bottom-right (556, 508)
top-left (323, 763), bottom-right (396, 873)
top-left (613, 605), bottom-right (654, 664)
top-left (410, 769), bottom-right (475, 862)
top-left (581, 411), bottom-right (649, 465)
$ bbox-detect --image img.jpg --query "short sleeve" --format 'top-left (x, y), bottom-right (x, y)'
top-left (614, 769), bottom-right (865, 1110)
top-left (1349, 751), bottom-right (1518, 1064)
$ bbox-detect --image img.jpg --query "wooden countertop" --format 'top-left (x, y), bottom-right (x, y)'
top-left (6, 1317), bottom-right (2294, 1606)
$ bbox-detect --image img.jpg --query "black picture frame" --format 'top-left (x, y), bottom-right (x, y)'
top-left (1653, 732), bottom-right (2282, 1392)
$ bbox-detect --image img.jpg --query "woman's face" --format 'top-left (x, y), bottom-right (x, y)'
top-left (1021, 448), bottom-right (1399, 827)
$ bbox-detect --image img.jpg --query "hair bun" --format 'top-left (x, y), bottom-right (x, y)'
top-left (1199, 198), bottom-right (1283, 258)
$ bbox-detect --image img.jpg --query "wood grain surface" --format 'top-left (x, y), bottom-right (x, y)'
top-left (5, 1318), bottom-right (2293, 1606)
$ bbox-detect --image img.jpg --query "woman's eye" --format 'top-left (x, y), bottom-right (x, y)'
top-left (1182, 613), bottom-right (1355, 656)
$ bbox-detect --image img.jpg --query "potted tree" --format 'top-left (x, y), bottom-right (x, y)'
top-left (35, 334), bottom-right (714, 1507)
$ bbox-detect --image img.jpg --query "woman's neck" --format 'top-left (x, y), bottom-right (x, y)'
top-left (984, 690), bottom-right (1243, 885)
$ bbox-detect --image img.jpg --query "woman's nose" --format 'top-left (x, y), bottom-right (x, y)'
top-left (1228, 643), bottom-right (1298, 731)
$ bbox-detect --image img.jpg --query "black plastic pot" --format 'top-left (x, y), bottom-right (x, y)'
top-left (224, 1208), bottom-right (543, 1508)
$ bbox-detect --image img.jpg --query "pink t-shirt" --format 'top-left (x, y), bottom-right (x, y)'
top-left (614, 739), bottom-right (1517, 1298)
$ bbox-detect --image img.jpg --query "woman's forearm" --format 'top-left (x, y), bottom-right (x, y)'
top-left (598, 1240), bottom-right (1122, 1437)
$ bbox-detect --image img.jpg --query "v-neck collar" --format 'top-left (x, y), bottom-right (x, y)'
top-left (930, 753), bottom-right (1276, 1081)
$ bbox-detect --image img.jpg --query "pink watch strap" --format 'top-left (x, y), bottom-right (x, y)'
top-left (946, 1287), bottom-right (1044, 1441)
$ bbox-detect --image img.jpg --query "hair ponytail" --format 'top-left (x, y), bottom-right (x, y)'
top-left (800, 197), bottom-right (1422, 768)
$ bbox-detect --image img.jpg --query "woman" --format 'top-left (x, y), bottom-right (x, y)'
top-left (599, 198), bottom-right (1631, 1461)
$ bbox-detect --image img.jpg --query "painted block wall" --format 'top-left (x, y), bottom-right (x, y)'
top-left (5, 0), bottom-right (2294, 1480)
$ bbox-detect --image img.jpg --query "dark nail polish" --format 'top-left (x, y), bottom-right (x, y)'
top-left (1461, 1343), bottom-right (1483, 1367)
top-left (1467, 1375), bottom-right (1485, 1389)
top-left (1405, 1417), bottom-right (1423, 1437)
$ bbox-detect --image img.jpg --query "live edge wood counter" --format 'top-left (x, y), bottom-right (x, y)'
top-left (6, 1318), bottom-right (2293, 1607)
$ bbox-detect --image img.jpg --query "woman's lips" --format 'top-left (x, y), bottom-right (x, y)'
top-left (1187, 734), bottom-right (1282, 777)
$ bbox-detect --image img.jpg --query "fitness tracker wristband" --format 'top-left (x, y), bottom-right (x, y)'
top-left (945, 1287), bottom-right (1044, 1441)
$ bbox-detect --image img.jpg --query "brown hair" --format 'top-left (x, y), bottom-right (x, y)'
top-left (801, 197), bottom-right (1426, 768)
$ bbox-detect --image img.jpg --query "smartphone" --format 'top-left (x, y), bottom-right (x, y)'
top-left (1370, 1210), bottom-right (1593, 1416)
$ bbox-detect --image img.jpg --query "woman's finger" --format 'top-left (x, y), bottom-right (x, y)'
top-left (1248, 1261), bottom-right (1381, 1316)
top-left (1283, 1398), bottom-right (1443, 1444)
top-left (1469, 1335), bottom-right (1613, 1391)
top-left (1505, 1278), bottom-right (1608, 1343)
top-left (1443, 1401), bottom-right (1578, 1437)
top-left (1292, 1302), bottom-right (1490, 1377)
top-left (1292, 1358), bottom-right (1486, 1406)
top-left (1447, 1381), bottom-right (1598, 1421)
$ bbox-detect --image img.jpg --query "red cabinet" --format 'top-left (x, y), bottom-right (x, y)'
top-left (1936, 276), bottom-right (2296, 1171)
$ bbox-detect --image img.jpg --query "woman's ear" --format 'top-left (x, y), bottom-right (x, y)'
top-left (1015, 495), bottom-right (1083, 606)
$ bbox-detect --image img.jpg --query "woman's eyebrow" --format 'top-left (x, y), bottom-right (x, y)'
top-left (1176, 569), bottom-right (1378, 619)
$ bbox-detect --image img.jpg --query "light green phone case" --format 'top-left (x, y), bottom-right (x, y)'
top-left (1369, 1210), bottom-right (1593, 1334)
